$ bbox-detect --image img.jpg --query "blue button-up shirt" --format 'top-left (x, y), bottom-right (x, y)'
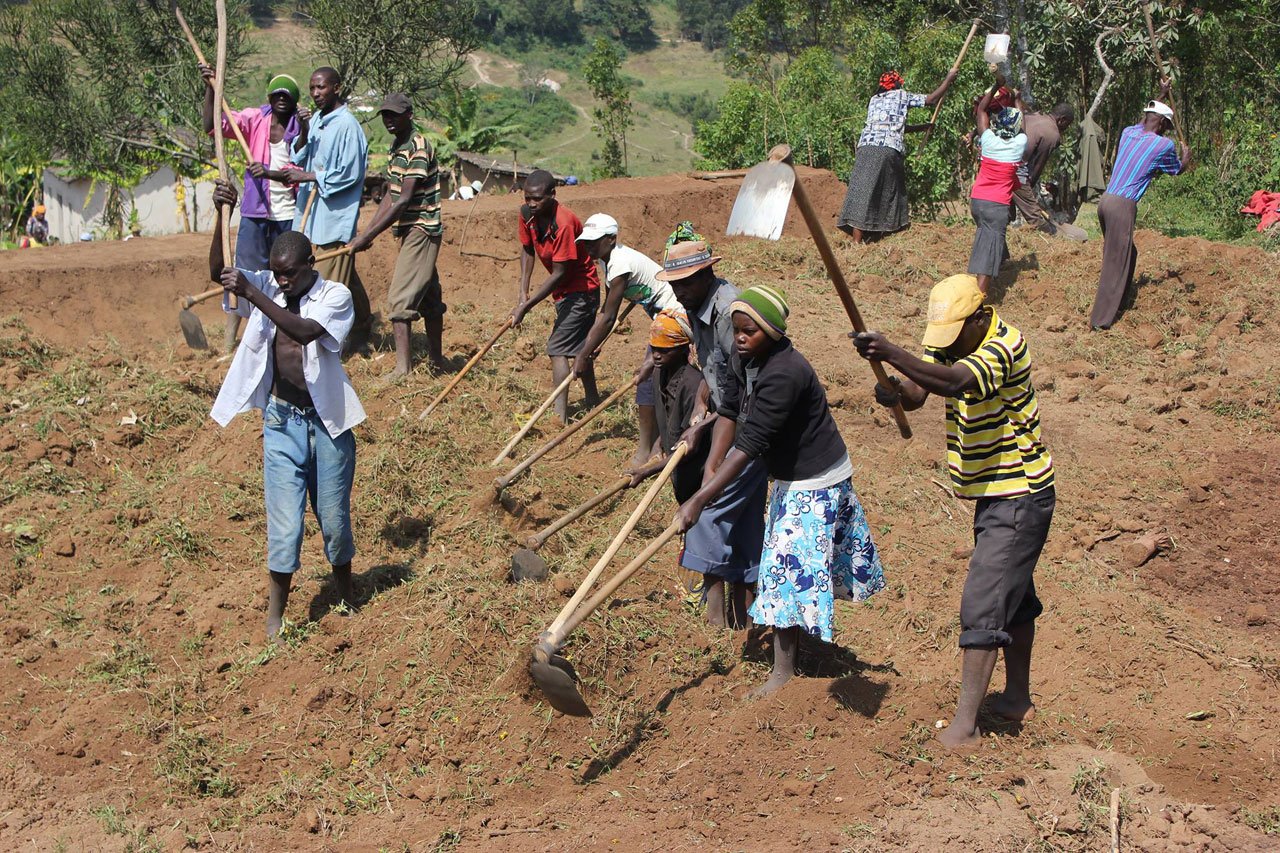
top-left (291, 104), bottom-right (369, 245)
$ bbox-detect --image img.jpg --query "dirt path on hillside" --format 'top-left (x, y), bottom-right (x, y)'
top-left (1, 170), bottom-right (1278, 850)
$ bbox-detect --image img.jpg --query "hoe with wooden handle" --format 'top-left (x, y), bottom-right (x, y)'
top-left (491, 300), bottom-right (639, 465)
top-left (495, 376), bottom-right (639, 491)
top-left (726, 144), bottom-right (912, 439)
top-left (177, 287), bottom-right (223, 350)
top-left (529, 443), bottom-right (686, 716)
top-left (529, 521), bottom-right (681, 717)
top-left (418, 319), bottom-right (514, 421)
top-left (524, 474), bottom-right (632, 551)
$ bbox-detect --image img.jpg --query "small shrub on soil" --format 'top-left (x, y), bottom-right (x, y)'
top-left (156, 729), bottom-right (238, 798)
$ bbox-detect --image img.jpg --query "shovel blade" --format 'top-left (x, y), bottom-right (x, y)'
top-left (1055, 222), bottom-right (1088, 242)
top-left (529, 654), bottom-right (592, 717)
top-left (726, 159), bottom-right (795, 241)
top-left (179, 309), bottom-right (209, 350)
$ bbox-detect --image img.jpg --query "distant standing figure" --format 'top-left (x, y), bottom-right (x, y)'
top-left (837, 68), bottom-right (958, 243)
top-left (1012, 103), bottom-right (1075, 234)
top-left (346, 93), bottom-right (447, 378)
top-left (510, 170), bottom-right (602, 423)
top-left (1089, 80), bottom-right (1190, 330)
top-left (200, 64), bottom-right (303, 352)
top-left (25, 204), bottom-right (49, 245)
top-left (968, 72), bottom-right (1027, 296)
top-left (288, 66), bottom-right (373, 352)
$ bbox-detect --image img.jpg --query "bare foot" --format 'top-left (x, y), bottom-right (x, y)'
top-left (428, 357), bottom-right (449, 376)
top-left (266, 615), bottom-right (284, 642)
top-left (986, 693), bottom-right (1036, 722)
top-left (745, 670), bottom-right (793, 700)
top-left (1125, 531), bottom-right (1172, 567)
top-left (625, 450), bottom-right (652, 473)
top-left (936, 722), bottom-right (982, 750)
top-left (706, 607), bottom-right (727, 629)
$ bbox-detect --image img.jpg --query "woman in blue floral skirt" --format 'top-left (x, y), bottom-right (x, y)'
top-left (674, 285), bottom-right (885, 698)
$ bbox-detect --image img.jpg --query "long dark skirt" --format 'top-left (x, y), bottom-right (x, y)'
top-left (968, 198), bottom-right (1011, 278)
top-left (838, 145), bottom-right (910, 233)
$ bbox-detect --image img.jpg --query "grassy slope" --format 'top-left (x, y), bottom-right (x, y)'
top-left (230, 12), bottom-right (732, 179)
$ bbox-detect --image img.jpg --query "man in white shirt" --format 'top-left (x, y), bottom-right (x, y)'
top-left (208, 180), bottom-right (366, 640)
top-left (573, 212), bottom-right (684, 469)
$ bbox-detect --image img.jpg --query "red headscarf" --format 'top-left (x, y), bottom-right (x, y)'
top-left (879, 70), bottom-right (904, 92)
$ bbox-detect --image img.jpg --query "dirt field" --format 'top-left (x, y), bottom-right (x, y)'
top-left (1, 169), bottom-right (1278, 852)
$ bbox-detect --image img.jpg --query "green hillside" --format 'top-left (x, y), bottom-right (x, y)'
top-left (228, 13), bottom-right (731, 179)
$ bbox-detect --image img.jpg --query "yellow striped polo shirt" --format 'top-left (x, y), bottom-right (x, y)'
top-left (922, 311), bottom-right (1054, 499)
top-left (386, 131), bottom-right (442, 237)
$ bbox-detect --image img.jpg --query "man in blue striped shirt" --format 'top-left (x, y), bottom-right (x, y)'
top-left (1090, 80), bottom-right (1191, 330)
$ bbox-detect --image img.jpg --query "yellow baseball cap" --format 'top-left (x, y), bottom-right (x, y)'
top-left (921, 274), bottom-right (984, 348)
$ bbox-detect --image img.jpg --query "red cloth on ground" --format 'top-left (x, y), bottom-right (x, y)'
top-left (1240, 190), bottom-right (1280, 232)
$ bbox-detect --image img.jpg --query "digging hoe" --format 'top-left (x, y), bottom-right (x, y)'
top-left (726, 144), bottom-right (912, 439)
top-left (530, 521), bottom-right (681, 717)
top-left (528, 443), bottom-right (687, 716)
top-left (492, 301), bottom-right (639, 465)
top-left (178, 287), bottom-right (223, 350)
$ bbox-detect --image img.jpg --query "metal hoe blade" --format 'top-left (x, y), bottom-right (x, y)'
top-left (529, 653), bottom-right (592, 717)
top-left (726, 159), bottom-right (795, 241)
top-left (178, 308), bottom-right (209, 350)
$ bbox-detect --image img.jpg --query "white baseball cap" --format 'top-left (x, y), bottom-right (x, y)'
top-left (1143, 100), bottom-right (1174, 120)
top-left (577, 213), bottom-right (618, 242)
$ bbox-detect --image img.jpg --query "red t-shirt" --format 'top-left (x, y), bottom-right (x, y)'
top-left (518, 202), bottom-right (600, 300)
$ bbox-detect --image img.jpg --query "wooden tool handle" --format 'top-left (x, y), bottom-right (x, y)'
top-left (544, 443), bottom-right (688, 638)
top-left (925, 19), bottom-right (982, 141)
top-left (208, 0), bottom-right (235, 310)
top-left (418, 319), bottom-right (513, 421)
top-left (174, 5), bottom-right (252, 162)
top-left (548, 522), bottom-right (682, 646)
top-left (297, 189), bottom-right (318, 234)
top-left (497, 376), bottom-right (640, 490)
top-left (494, 292), bottom-right (640, 466)
top-left (184, 287), bottom-right (223, 308)
top-left (526, 475), bottom-right (632, 550)
top-left (312, 246), bottom-right (351, 263)
top-left (769, 145), bottom-right (912, 439)
top-left (492, 372), bottom-right (577, 466)
top-left (1142, 2), bottom-right (1187, 150)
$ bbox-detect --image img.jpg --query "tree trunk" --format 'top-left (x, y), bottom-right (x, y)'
top-left (1013, 0), bottom-right (1035, 109)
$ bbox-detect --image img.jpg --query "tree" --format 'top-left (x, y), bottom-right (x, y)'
top-left (483, 0), bottom-right (582, 50)
top-left (676, 0), bottom-right (749, 50)
top-left (0, 0), bottom-right (250, 235)
top-left (582, 38), bottom-right (634, 179)
top-left (581, 0), bottom-right (657, 51)
top-left (423, 84), bottom-right (522, 191)
top-left (303, 0), bottom-right (481, 99)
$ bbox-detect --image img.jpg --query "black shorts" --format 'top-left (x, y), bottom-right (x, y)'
top-left (545, 289), bottom-right (599, 357)
top-left (959, 488), bottom-right (1056, 648)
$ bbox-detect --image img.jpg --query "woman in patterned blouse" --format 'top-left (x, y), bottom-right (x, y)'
top-left (837, 69), bottom-right (958, 244)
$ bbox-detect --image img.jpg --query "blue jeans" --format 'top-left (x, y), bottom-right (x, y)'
top-left (236, 217), bottom-right (293, 271)
top-left (263, 397), bottom-right (356, 574)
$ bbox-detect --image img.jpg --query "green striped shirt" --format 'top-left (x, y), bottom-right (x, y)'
top-left (922, 311), bottom-right (1054, 499)
top-left (386, 131), bottom-right (441, 237)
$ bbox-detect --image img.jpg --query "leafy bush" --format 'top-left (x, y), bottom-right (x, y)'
top-left (475, 85), bottom-right (578, 148)
top-left (1142, 103), bottom-right (1280, 242)
top-left (644, 91), bottom-right (720, 130)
